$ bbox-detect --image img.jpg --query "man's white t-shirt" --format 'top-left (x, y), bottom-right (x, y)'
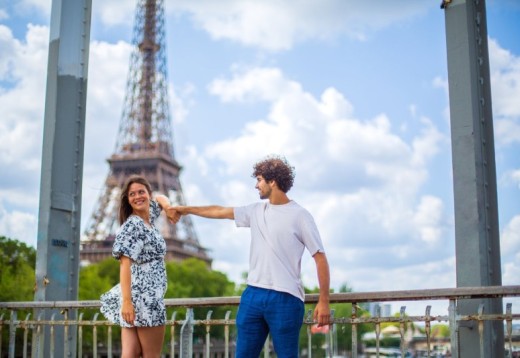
top-left (234, 200), bottom-right (325, 302)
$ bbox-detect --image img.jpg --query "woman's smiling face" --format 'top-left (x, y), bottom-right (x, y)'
top-left (128, 182), bottom-right (151, 213)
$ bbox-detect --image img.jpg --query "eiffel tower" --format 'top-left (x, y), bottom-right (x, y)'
top-left (80, 0), bottom-right (211, 266)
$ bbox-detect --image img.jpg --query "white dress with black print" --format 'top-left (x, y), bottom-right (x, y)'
top-left (100, 201), bottom-right (167, 327)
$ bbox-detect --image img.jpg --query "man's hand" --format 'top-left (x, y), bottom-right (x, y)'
top-left (313, 300), bottom-right (331, 327)
top-left (165, 206), bottom-right (182, 224)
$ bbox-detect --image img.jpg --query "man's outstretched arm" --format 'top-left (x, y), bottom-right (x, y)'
top-left (169, 205), bottom-right (235, 220)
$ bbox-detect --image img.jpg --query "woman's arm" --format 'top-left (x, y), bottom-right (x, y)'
top-left (154, 194), bottom-right (171, 210)
top-left (119, 256), bottom-right (135, 325)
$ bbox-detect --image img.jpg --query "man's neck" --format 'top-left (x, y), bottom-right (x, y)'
top-left (269, 191), bottom-right (290, 205)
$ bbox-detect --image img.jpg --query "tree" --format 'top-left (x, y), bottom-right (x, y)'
top-left (0, 236), bottom-right (36, 302)
top-left (165, 258), bottom-right (237, 340)
top-left (78, 258), bottom-right (118, 300)
top-left (0, 236), bottom-right (37, 353)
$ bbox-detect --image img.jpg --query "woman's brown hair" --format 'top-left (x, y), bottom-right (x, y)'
top-left (119, 175), bottom-right (153, 225)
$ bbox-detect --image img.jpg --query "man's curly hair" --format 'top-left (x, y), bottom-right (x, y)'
top-left (252, 155), bottom-right (295, 193)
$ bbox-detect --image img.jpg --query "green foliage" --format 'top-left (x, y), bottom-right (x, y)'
top-left (431, 324), bottom-right (450, 338)
top-left (165, 258), bottom-right (236, 299)
top-left (78, 258), bottom-right (118, 300)
top-left (364, 336), bottom-right (401, 348)
top-left (165, 258), bottom-right (237, 340)
top-left (0, 236), bottom-right (36, 302)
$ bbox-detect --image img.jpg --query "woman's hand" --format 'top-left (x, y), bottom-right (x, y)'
top-left (121, 299), bottom-right (135, 325)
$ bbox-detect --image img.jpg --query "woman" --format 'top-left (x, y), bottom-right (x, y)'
top-left (100, 175), bottom-right (176, 357)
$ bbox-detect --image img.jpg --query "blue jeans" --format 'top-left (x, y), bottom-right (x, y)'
top-left (235, 286), bottom-right (304, 358)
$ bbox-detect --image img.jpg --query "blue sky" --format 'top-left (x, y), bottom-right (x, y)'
top-left (0, 0), bottom-right (519, 314)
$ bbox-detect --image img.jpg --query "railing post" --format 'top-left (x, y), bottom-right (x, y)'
top-left (50, 312), bottom-right (56, 358)
top-left (92, 313), bottom-right (99, 358)
top-left (328, 309), bottom-right (335, 358)
top-left (107, 321), bottom-right (113, 358)
top-left (399, 306), bottom-right (406, 357)
top-left (77, 312), bottom-right (83, 358)
top-left (477, 304), bottom-right (485, 357)
top-left (170, 311), bottom-right (178, 358)
top-left (23, 313), bottom-right (31, 358)
top-left (449, 299), bottom-right (459, 358)
top-left (205, 310), bottom-right (213, 358)
top-left (180, 308), bottom-right (194, 357)
top-left (351, 304), bottom-right (358, 358)
top-left (32, 311), bottom-right (44, 358)
top-left (374, 305), bottom-right (381, 357)
top-left (306, 309), bottom-right (313, 358)
top-left (8, 309), bottom-right (17, 358)
top-left (224, 310), bottom-right (231, 358)
top-left (425, 306), bottom-right (432, 357)
top-left (506, 303), bottom-right (513, 358)
top-left (63, 309), bottom-right (69, 357)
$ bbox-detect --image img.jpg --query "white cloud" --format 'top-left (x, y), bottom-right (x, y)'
top-left (0, 199), bottom-right (38, 246)
top-left (0, 21), bottom-right (135, 245)
top-left (0, 9), bottom-right (8, 21)
top-left (501, 215), bottom-right (520, 263)
top-left (92, 0), bottom-right (135, 28)
top-left (489, 38), bottom-right (520, 145)
top-left (166, 0), bottom-right (431, 51)
top-left (195, 66), bottom-right (453, 291)
top-left (0, 24), bottom-right (48, 236)
top-left (15, 0), bottom-right (50, 17)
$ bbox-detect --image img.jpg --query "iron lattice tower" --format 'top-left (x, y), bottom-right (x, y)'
top-left (81, 0), bottom-right (211, 265)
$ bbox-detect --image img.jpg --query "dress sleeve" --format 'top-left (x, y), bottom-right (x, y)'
top-left (150, 200), bottom-right (161, 224)
top-left (112, 217), bottom-right (145, 262)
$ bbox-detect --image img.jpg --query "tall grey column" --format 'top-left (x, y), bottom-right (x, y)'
top-left (443, 0), bottom-right (503, 356)
top-left (34, 0), bottom-right (91, 357)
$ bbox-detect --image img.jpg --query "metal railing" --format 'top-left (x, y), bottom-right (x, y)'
top-left (1, 285), bottom-right (520, 357)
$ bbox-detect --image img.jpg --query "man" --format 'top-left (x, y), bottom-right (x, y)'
top-left (170, 155), bottom-right (330, 357)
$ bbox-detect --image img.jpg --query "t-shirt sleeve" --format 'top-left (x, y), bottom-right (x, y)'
top-left (112, 217), bottom-right (145, 262)
top-left (234, 203), bottom-right (258, 228)
top-left (299, 210), bottom-right (325, 256)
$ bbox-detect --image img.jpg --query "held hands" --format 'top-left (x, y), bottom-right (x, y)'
top-left (165, 206), bottom-right (183, 224)
top-left (313, 300), bottom-right (331, 327)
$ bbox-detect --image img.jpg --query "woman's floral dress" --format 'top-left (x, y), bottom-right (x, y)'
top-left (100, 201), bottom-right (167, 327)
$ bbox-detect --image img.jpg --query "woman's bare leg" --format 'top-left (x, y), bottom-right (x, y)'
top-left (136, 325), bottom-right (166, 358)
top-left (121, 327), bottom-right (142, 358)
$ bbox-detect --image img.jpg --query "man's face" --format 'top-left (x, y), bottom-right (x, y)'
top-left (255, 175), bottom-right (272, 200)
